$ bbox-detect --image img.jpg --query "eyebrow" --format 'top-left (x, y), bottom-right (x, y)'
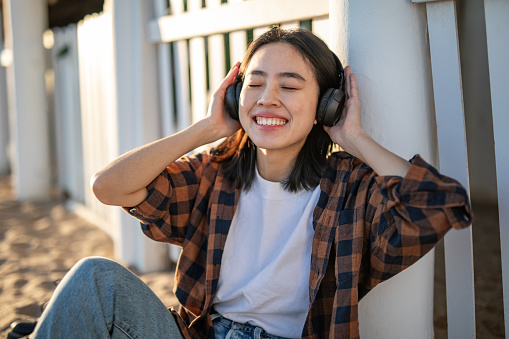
top-left (248, 70), bottom-right (306, 82)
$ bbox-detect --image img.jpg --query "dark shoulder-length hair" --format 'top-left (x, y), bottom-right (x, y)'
top-left (210, 27), bottom-right (341, 192)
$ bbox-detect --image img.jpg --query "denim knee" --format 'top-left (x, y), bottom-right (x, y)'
top-left (74, 256), bottom-right (122, 272)
top-left (67, 257), bottom-right (123, 284)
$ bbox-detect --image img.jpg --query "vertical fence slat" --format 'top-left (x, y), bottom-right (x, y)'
top-left (52, 28), bottom-right (67, 197)
top-left (425, 2), bottom-right (476, 338)
top-left (0, 13), bottom-right (9, 176)
top-left (154, 0), bottom-right (175, 136)
top-left (52, 26), bottom-right (84, 203)
top-left (189, 0), bottom-right (208, 123)
top-left (228, 0), bottom-right (247, 66)
top-left (77, 17), bottom-right (94, 210)
top-left (253, 26), bottom-right (269, 39)
top-left (170, 0), bottom-right (192, 131)
top-left (67, 25), bottom-right (85, 203)
top-left (207, 0), bottom-right (226, 94)
top-left (484, 0), bottom-right (509, 334)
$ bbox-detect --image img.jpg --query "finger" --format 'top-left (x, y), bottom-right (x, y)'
top-left (220, 62), bottom-right (240, 90)
top-left (348, 72), bottom-right (359, 99)
top-left (343, 66), bottom-right (351, 98)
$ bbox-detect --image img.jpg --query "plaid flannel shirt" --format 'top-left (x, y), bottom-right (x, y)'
top-left (125, 151), bottom-right (472, 338)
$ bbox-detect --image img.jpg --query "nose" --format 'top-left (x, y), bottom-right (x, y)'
top-left (257, 85), bottom-right (280, 107)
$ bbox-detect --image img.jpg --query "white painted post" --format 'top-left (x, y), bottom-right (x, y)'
top-left (484, 0), bottom-right (509, 333)
top-left (330, 0), bottom-right (436, 337)
top-left (2, 0), bottom-right (52, 200)
top-left (110, 0), bottom-right (169, 273)
top-left (189, 0), bottom-right (208, 123)
top-left (170, 0), bottom-right (192, 131)
top-left (425, 2), bottom-right (476, 337)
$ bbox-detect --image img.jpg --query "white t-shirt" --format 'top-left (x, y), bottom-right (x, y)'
top-left (212, 168), bottom-right (321, 338)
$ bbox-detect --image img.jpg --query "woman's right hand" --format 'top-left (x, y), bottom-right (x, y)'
top-left (203, 62), bottom-right (242, 141)
top-left (91, 63), bottom-right (243, 208)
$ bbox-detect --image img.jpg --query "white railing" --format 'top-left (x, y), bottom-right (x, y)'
top-left (47, 0), bottom-right (509, 336)
top-left (484, 0), bottom-right (509, 334)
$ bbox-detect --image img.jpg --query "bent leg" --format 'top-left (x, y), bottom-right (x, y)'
top-left (32, 257), bottom-right (182, 339)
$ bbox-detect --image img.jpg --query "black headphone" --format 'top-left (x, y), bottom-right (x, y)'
top-left (224, 52), bottom-right (345, 127)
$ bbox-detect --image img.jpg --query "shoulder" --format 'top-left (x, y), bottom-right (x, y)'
top-left (171, 150), bottom-right (220, 173)
top-left (324, 151), bottom-right (375, 182)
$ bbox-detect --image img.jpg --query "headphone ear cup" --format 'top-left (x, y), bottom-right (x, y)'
top-left (225, 81), bottom-right (242, 120)
top-left (316, 88), bottom-right (345, 126)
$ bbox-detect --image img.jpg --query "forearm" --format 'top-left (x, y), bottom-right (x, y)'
top-left (346, 130), bottom-right (411, 178)
top-left (91, 119), bottom-right (219, 207)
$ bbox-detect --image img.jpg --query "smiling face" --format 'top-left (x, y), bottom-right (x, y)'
top-left (238, 43), bottom-right (320, 158)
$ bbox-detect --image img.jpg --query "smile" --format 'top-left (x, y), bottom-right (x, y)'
top-left (255, 117), bottom-right (288, 126)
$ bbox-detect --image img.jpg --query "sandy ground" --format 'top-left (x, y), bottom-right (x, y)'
top-left (0, 176), bottom-right (505, 338)
top-left (0, 177), bottom-right (177, 337)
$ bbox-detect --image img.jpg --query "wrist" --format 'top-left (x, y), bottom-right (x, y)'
top-left (341, 129), bottom-right (371, 160)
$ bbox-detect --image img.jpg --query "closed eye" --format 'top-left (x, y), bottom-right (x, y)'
top-left (282, 86), bottom-right (298, 90)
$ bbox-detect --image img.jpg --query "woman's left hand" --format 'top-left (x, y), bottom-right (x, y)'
top-left (324, 66), bottom-right (411, 177)
top-left (323, 66), bottom-right (366, 156)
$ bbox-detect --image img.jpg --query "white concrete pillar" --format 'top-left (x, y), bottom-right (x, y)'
top-left (330, 0), bottom-right (435, 337)
top-left (2, 0), bottom-right (51, 200)
top-left (110, 0), bottom-right (169, 273)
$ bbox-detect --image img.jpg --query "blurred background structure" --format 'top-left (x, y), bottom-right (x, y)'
top-left (0, 0), bottom-right (507, 338)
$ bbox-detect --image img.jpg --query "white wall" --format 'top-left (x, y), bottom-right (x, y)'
top-left (330, 0), bottom-right (435, 337)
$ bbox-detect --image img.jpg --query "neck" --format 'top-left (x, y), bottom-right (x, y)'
top-left (256, 148), bottom-right (300, 182)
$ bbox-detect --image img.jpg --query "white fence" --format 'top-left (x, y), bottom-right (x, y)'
top-left (48, 0), bottom-right (508, 337)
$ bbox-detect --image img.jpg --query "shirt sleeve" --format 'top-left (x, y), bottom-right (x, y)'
top-left (122, 152), bottom-right (214, 246)
top-left (365, 154), bottom-right (472, 285)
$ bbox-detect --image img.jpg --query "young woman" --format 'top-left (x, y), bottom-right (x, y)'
top-left (32, 28), bottom-right (472, 339)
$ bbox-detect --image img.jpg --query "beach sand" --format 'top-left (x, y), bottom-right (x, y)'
top-left (0, 176), bottom-right (505, 338)
top-left (0, 177), bottom-right (177, 337)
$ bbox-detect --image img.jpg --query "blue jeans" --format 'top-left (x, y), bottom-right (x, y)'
top-left (31, 257), bottom-right (183, 339)
top-left (211, 314), bottom-right (291, 339)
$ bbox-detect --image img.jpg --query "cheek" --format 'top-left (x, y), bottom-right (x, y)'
top-left (238, 91), bottom-right (256, 120)
top-left (301, 97), bottom-right (319, 124)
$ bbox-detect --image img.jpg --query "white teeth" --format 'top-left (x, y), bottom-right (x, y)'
top-left (256, 117), bottom-right (288, 126)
